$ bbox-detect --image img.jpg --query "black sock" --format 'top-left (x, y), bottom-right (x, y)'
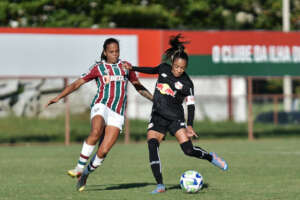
top-left (148, 138), bottom-right (163, 184)
top-left (180, 140), bottom-right (212, 162)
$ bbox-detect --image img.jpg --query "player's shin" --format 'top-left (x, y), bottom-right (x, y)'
top-left (76, 141), bottom-right (96, 170)
top-left (180, 140), bottom-right (212, 161)
top-left (148, 138), bottom-right (163, 184)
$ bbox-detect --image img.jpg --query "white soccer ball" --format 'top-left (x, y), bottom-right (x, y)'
top-left (180, 170), bottom-right (203, 193)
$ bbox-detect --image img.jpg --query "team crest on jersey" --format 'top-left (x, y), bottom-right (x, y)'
top-left (175, 81), bottom-right (183, 90)
top-left (156, 83), bottom-right (176, 97)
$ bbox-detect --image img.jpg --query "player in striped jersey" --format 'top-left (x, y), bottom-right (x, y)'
top-left (45, 38), bottom-right (152, 191)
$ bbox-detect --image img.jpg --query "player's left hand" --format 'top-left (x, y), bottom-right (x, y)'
top-left (186, 126), bottom-right (198, 138)
top-left (122, 61), bottom-right (132, 70)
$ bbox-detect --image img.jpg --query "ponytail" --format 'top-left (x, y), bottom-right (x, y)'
top-left (164, 34), bottom-right (189, 64)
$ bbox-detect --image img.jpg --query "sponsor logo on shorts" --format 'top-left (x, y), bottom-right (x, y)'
top-left (180, 122), bottom-right (186, 127)
top-left (148, 122), bottom-right (154, 129)
top-left (93, 107), bottom-right (100, 113)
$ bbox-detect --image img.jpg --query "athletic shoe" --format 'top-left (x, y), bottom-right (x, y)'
top-left (151, 184), bottom-right (166, 194)
top-left (210, 152), bottom-right (228, 171)
top-left (67, 167), bottom-right (83, 178)
top-left (76, 173), bottom-right (89, 192)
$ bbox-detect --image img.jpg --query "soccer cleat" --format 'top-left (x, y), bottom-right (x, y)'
top-left (151, 184), bottom-right (166, 194)
top-left (210, 152), bottom-right (228, 171)
top-left (67, 167), bottom-right (83, 178)
top-left (76, 173), bottom-right (89, 192)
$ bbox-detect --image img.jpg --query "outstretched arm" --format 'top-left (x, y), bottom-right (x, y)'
top-left (131, 80), bottom-right (153, 102)
top-left (123, 62), bottom-right (159, 74)
top-left (45, 78), bottom-right (86, 107)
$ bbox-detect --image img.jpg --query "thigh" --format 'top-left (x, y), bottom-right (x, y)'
top-left (147, 130), bottom-right (165, 143)
top-left (91, 115), bottom-right (106, 133)
top-left (98, 125), bottom-right (120, 154)
top-left (174, 128), bottom-right (190, 144)
top-left (86, 115), bottom-right (105, 145)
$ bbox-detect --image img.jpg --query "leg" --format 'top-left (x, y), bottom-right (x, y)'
top-left (147, 130), bottom-right (166, 194)
top-left (175, 128), bottom-right (228, 171)
top-left (77, 125), bottom-right (120, 191)
top-left (68, 115), bottom-right (105, 177)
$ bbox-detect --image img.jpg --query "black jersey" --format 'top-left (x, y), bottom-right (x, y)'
top-left (132, 63), bottom-right (195, 121)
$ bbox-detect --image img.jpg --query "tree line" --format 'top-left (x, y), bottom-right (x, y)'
top-left (1, 0), bottom-right (300, 30)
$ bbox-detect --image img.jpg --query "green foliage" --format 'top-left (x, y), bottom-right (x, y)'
top-left (1, 0), bottom-right (299, 30)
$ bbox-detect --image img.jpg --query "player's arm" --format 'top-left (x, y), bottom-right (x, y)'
top-left (123, 62), bottom-right (159, 74)
top-left (127, 67), bottom-right (153, 102)
top-left (45, 78), bottom-right (87, 107)
top-left (186, 86), bottom-right (198, 138)
top-left (131, 80), bottom-right (153, 102)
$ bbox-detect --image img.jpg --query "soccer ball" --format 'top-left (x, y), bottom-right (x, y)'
top-left (180, 170), bottom-right (203, 193)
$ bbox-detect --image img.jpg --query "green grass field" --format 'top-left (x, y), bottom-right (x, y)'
top-left (1, 138), bottom-right (300, 200)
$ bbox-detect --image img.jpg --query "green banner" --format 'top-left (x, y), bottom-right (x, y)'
top-left (187, 55), bottom-right (300, 76)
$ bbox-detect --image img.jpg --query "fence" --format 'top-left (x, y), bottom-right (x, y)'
top-left (1, 76), bottom-right (299, 144)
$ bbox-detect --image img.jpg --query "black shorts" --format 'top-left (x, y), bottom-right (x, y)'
top-left (147, 112), bottom-right (187, 136)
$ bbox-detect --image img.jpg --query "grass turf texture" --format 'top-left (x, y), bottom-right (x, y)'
top-left (1, 138), bottom-right (299, 200)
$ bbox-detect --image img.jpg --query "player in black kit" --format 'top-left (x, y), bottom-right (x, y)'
top-left (124, 34), bottom-right (228, 194)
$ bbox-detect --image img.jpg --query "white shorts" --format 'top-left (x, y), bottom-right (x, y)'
top-left (90, 103), bottom-right (124, 130)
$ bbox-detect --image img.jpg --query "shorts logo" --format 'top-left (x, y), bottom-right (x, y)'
top-left (180, 122), bottom-right (186, 127)
top-left (156, 83), bottom-right (176, 97)
top-left (93, 107), bottom-right (100, 113)
top-left (148, 123), bottom-right (154, 129)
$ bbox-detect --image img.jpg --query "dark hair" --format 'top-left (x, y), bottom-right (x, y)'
top-left (101, 38), bottom-right (119, 61)
top-left (164, 34), bottom-right (189, 65)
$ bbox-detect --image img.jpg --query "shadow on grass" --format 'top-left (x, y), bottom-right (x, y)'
top-left (86, 182), bottom-right (154, 191)
top-left (85, 182), bottom-right (209, 192)
top-left (1, 135), bottom-right (61, 144)
top-left (167, 183), bottom-right (209, 191)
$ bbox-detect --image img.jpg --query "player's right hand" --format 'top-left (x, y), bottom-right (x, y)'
top-left (45, 97), bottom-right (59, 108)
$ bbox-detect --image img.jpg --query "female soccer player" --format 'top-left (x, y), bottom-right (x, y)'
top-left (45, 38), bottom-right (152, 192)
top-left (124, 34), bottom-right (228, 194)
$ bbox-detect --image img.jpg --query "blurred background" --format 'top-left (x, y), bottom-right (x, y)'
top-left (1, 0), bottom-right (300, 144)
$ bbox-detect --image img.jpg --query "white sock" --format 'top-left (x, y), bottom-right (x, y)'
top-left (85, 154), bottom-right (105, 174)
top-left (76, 141), bottom-right (95, 169)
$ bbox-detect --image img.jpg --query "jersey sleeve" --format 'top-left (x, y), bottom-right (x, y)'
top-left (128, 70), bottom-right (139, 82)
top-left (186, 81), bottom-right (195, 126)
top-left (185, 82), bottom-right (195, 106)
top-left (131, 64), bottom-right (161, 74)
top-left (81, 64), bottom-right (100, 82)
